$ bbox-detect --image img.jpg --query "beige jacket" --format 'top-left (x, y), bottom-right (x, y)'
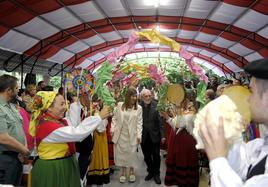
top-left (111, 102), bottom-right (143, 145)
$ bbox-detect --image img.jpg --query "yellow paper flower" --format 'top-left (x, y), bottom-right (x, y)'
top-left (136, 29), bottom-right (180, 52)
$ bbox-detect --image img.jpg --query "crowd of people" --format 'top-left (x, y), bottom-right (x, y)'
top-left (0, 58), bottom-right (268, 187)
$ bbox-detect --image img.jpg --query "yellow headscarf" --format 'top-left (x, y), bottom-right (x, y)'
top-left (29, 91), bottom-right (57, 137)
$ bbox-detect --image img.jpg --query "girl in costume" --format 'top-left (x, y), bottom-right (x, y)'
top-left (29, 91), bottom-right (110, 187)
top-left (86, 99), bottom-right (110, 186)
top-left (161, 98), bottom-right (199, 187)
top-left (111, 87), bottom-right (143, 183)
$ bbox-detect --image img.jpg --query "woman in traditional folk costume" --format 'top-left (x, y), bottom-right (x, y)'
top-left (87, 100), bottom-right (110, 186)
top-left (29, 91), bottom-right (110, 187)
top-left (87, 127), bottom-right (110, 186)
top-left (162, 100), bottom-right (199, 187)
top-left (111, 87), bottom-right (143, 183)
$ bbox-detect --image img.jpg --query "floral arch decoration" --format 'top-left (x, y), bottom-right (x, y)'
top-left (95, 29), bottom-right (209, 110)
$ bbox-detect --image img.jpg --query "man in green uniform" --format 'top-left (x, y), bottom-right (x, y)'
top-left (0, 74), bottom-right (30, 185)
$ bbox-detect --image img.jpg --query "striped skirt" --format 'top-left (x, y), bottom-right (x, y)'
top-left (87, 131), bottom-right (110, 185)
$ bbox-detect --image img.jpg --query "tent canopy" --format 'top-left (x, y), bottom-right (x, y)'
top-left (0, 0), bottom-right (267, 75)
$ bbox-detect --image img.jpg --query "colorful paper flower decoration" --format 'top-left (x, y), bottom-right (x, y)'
top-left (106, 29), bottom-right (208, 84)
top-left (96, 29), bottom-right (209, 107)
top-left (64, 69), bottom-right (95, 96)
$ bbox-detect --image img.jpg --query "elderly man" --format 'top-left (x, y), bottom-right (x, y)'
top-left (140, 89), bottom-right (165, 185)
top-left (200, 58), bottom-right (268, 186)
top-left (0, 74), bottom-right (30, 185)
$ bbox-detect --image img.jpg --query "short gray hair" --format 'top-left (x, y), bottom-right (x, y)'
top-left (140, 88), bottom-right (151, 97)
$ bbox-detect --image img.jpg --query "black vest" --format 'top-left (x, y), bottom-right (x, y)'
top-left (246, 155), bottom-right (267, 180)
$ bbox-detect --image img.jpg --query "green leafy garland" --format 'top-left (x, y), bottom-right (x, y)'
top-left (95, 58), bottom-right (214, 112)
top-left (95, 62), bottom-right (115, 107)
top-left (156, 84), bottom-right (169, 111)
top-left (196, 81), bottom-right (207, 110)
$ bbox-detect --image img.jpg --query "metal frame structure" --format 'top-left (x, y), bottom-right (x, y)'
top-left (0, 0), bottom-right (267, 78)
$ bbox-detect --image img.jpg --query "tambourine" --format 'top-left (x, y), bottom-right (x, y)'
top-left (166, 84), bottom-right (185, 106)
top-left (222, 85), bottom-right (251, 125)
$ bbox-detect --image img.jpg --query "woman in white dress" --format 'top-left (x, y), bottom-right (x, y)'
top-left (111, 86), bottom-right (143, 183)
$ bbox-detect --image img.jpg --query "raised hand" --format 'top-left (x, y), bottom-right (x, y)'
top-left (160, 111), bottom-right (169, 120)
top-left (99, 105), bottom-right (110, 119)
top-left (199, 110), bottom-right (229, 161)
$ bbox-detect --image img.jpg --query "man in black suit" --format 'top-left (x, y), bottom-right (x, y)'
top-left (140, 89), bottom-right (165, 185)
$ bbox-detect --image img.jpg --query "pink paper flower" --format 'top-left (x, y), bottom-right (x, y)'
top-left (121, 72), bottom-right (137, 86)
top-left (111, 70), bottom-right (125, 82)
top-left (148, 64), bottom-right (168, 84)
top-left (179, 47), bottom-right (208, 83)
top-left (107, 32), bottom-right (139, 64)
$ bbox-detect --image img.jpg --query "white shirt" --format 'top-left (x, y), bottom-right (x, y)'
top-left (43, 116), bottom-right (103, 143)
top-left (65, 101), bottom-right (107, 133)
top-left (65, 101), bottom-right (83, 127)
top-left (41, 102), bottom-right (107, 143)
top-left (210, 133), bottom-right (268, 187)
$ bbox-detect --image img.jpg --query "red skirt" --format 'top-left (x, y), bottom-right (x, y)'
top-left (106, 117), bottom-right (114, 166)
top-left (161, 121), bottom-right (172, 150)
top-left (165, 128), bottom-right (199, 187)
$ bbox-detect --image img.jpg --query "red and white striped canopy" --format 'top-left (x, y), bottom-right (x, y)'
top-left (0, 0), bottom-right (267, 75)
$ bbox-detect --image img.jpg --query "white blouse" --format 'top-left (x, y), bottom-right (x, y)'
top-left (43, 116), bottom-right (103, 143)
top-left (41, 101), bottom-right (107, 143)
top-left (167, 114), bottom-right (195, 135)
